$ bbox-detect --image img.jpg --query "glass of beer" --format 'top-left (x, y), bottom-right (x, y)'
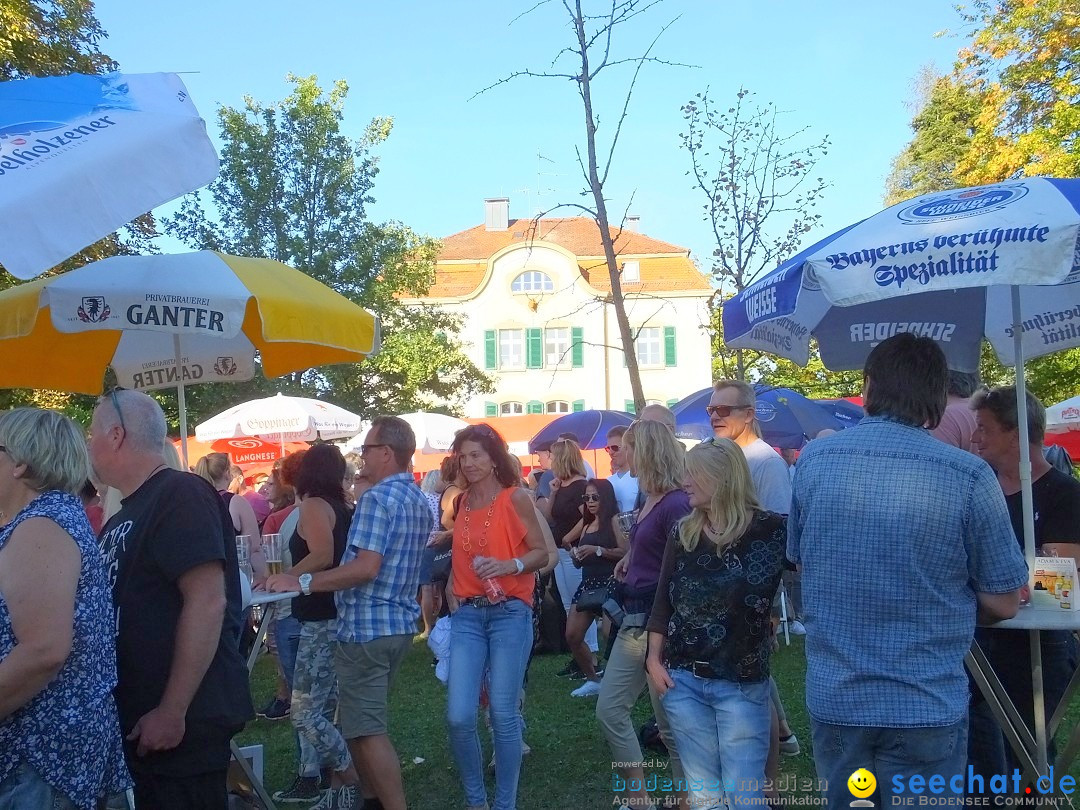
top-left (236, 535), bottom-right (252, 585)
top-left (263, 533), bottom-right (283, 576)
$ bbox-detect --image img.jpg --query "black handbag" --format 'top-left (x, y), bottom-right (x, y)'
top-left (575, 584), bottom-right (609, 614)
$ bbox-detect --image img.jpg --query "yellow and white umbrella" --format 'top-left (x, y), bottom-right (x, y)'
top-left (0, 250), bottom-right (379, 457)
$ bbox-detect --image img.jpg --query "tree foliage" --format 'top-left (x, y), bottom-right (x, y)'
top-left (682, 87), bottom-right (829, 384)
top-left (887, 1), bottom-right (1080, 406)
top-left (0, 0), bottom-right (114, 79)
top-left (165, 75), bottom-right (490, 424)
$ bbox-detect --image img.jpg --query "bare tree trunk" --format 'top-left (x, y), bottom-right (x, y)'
top-left (573, 1), bottom-right (646, 412)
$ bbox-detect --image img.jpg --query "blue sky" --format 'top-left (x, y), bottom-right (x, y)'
top-left (94, 0), bottom-right (966, 279)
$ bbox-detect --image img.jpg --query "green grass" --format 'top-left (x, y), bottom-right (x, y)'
top-left (236, 635), bottom-right (1080, 808)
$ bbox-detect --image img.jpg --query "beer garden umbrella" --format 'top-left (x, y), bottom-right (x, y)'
top-left (0, 250), bottom-right (379, 462)
top-left (722, 176), bottom-right (1080, 775)
top-left (0, 72), bottom-right (218, 280)
top-left (196, 393), bottom-right (363, 443)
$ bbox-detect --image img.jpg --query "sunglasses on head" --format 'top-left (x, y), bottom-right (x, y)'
top-left (101, 385), bottom-right (128, 433)
top-left (705, 404), bottom-right (752, 418)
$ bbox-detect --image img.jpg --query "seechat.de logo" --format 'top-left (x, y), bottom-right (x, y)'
top-left (896, 184), bottom-right (1028, 224)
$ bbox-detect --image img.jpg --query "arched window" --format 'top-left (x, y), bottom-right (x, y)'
top-left (500, 402), bottom-right (524, 416)
top-left (546, 400), bottom-right (570, 414)
top-left (511, 270), bottom-right (554, 293)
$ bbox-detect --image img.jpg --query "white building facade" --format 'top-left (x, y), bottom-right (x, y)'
top-left (403, 199), bottom-right (714, 418)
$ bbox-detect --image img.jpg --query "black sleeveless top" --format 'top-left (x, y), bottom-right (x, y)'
top-left (290, 498), bottom-right (351, 622)
top-left (580, 516), bottom-right (618, 578)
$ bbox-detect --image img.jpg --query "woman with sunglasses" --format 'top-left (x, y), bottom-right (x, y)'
top-left (645, 438), bottom-right (786, 810)
top-left (598, 420), bottom-right (689, 809)
top-left (447, 425), bottom-right (548, 810)
top-left (562, 478), bottom-right (626, 698)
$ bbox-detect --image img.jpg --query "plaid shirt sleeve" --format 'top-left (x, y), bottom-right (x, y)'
top-left (347, 493), bottom-right (391, 557)
top-left (964, 463), bottom-right (1029, 594)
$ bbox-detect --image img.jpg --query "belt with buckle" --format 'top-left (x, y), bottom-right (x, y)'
top-left (463, 595), bottom-right (496, 608)
top-left (677, 660), bottom-right (721, 680)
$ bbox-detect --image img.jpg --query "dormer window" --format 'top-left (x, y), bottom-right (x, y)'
top-left (511, 270), bottom-right (554, 293)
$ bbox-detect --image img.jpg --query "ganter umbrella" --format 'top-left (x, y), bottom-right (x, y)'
top-left (0, 250), bottom-right (379, 457)
top-left (0, 72), bottom-right (218, 279)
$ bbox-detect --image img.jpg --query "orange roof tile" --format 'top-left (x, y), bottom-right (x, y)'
top-left (439, 217), bottom-right (688, 260)
top-left (422, 217), bottom-right (712, 299)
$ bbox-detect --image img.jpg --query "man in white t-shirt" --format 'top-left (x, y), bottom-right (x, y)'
top-left (709, 379), bottom-right (792, 514)
top-left (605, 425), bottom-right (638, 512)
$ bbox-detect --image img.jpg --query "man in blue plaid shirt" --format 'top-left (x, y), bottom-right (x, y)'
top-left (789, 333), bottom-right (1028, 808)
top-left (284, 415), bottom-right (432, 810)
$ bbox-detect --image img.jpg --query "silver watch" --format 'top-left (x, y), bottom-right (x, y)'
top-left (299, 573), bottom-right (313, 596)
top-left (596, 546), bottom-right (603, 557)
top-left (512, 558), bottom-right (525, 575)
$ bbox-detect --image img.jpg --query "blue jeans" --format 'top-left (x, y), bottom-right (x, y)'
top-left (811, 716), bottom-right (968, 809)
top-left (447, 599), bottom-right (533, 810)
top-left (0, 762), bottom-right (77, 810)
top-left (660, 669), bottom-right (771, 810)
top-left (274, 612), bottom-right (321, 778)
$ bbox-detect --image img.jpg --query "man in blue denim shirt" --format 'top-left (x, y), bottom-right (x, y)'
top-left (788, 333), bottom-right (1027, 808)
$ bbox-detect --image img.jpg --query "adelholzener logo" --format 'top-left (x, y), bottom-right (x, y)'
top-left (77, 296), bottom-right (111, 323)
top-left (896, 184), bottom-right (1029, 224)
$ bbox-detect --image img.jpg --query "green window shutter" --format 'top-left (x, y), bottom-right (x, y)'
top-left (664, 326), bottom-right (677, 367)
top-left (485, 402), bottom-right (498, 417)
top-left (572, 399), bottom-right (585, 412)
top-left (527, 400), bottom-right (544, 415)
top-left (625, 399), bottom-right (636, 415)
top-left (667, 398), bottom-right (680, 409)
top-left (526, 328), bottom-right (543, 369)
top-left (484, 330), bottom-right (497, 370)
top-left (571, 326), bottom-right (584, 368)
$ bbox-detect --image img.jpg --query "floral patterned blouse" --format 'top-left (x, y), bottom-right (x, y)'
top-left (647, 510), bottom-right (787, 683)
top-left (0, 490), bottom-right (131, 808)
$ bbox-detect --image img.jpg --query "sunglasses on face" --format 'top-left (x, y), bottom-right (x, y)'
top-left (605, 444), bottom-right (620, 452)
top-left (583, 494), bottom-right (600, 502)
top-left (705, 404), bottom-right (753, 418)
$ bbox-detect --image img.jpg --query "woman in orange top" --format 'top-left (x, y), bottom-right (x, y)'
top-left (447, 424), bottom-right (548, 810)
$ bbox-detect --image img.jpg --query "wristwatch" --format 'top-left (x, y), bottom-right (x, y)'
top-left (298, 573), bottom-right (313, 596)
top-left (512, 558), bottom-right (525, 575)
top-left (596, 546), bottom-right (603, 558)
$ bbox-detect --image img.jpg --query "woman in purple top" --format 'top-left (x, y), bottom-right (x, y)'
top-left (596, 420), bottom-right (690, 809)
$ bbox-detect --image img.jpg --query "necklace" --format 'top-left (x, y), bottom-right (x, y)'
top-left (461, 490), bottom-right (498, 557)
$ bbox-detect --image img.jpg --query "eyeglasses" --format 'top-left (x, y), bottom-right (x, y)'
top-left (605, 444), bottom-right (620, 453)
top-left (360, 444), bottom-right (390, 455)
top-left (705, 404), bottom-right (752, 418)
top-left (103, 386), bottom-right (127, 434)
top-left (583, 494), bottom-right (600, 502)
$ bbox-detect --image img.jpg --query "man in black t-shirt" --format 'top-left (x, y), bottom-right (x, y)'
top-left (970, 385), bottom-right (1080, 779)
top-left (90, 390), bottom-right (253, 810)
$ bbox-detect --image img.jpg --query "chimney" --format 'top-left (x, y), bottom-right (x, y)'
top-left (625, 214), bottom-right (640, 232)
top-left (484, 197), bottom-right (510, 231)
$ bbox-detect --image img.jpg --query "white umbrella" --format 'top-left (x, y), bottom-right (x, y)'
top-left (347, 412), bottom-right (469, 454)
top-left (0, 72), bottom-right (218, 279)
top-left (723, 176), bottom-right (1080, 776)
top-left (196, 393), bottom-right (363, 443)
top-left (1046, 396), bottom-right (1080, 434)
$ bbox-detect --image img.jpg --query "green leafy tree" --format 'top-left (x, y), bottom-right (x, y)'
top-left (682, 87), bottom-right (829, 382)
top-left (165, 75), bottom-right (490, 424)
top-left (0, 0), bottom-right (114, 80)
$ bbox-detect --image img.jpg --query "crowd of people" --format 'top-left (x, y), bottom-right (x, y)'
top-left (0, 332), bottom-right (1078, 810)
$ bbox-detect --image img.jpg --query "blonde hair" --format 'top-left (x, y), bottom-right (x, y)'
top-left (678, 438), bottom-right (760, 553)
top-left (0, 408), bottom-right (90, 495)
top-left (194, 452), bottom-right (231, 488)
top-left (629, 420), bottom-right (685, 495)
top-left (550, 438), bottom-right (587, 480)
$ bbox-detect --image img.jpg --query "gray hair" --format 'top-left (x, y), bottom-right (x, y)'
top-left (0, 408), bottom-right (90, 495)
top-left (98, 389), bottom-right (167, 454)
top-left (947, 370), bottom-right (982, 399)
top-left (371, 415), bottom-right (416, 469)
top-left (713, 378), bottom-right (761, 438)
top-left (639, 403), bottom-right (676, 432)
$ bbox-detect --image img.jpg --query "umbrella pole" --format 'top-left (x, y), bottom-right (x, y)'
top-left (1011, 285), bottom-right (1048, 777)
top-left (174, 335), bottom-right (189, 468)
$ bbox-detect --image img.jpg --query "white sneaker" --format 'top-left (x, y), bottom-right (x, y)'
top-left (779, 733), bottom-right (801, 756)
top-left (571, 679), bottom-right (602, 697)
top-left (790, 620), bottom-right (806, 635)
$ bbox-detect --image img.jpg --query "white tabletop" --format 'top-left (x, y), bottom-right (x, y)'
top-left (250, 590), bottom-right (299, 607)
top-left (983, 606), bottom-right (1080, 631)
